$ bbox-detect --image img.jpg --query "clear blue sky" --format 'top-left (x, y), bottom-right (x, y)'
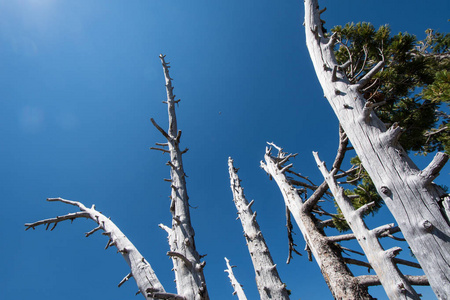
top-left (1, 0), bottom-right (449, 299)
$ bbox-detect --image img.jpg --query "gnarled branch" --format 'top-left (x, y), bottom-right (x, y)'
top-left (25, 197), bottom-right (165, 299)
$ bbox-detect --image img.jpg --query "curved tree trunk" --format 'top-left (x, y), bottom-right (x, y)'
top-left (304, 1), bottom-right (450, 298)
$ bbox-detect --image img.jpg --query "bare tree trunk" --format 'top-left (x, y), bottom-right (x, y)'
top-left (151, 55), bottom-right (208, 300)
top-left (228, 157), bottom-right (290, 300)
top-left (224, 257), bottom-right (248, 300)
top-left (303, 1), bottom-right (450, 298)
top-left (25, 198), bottom-right (170, 300)
top-left (261, 147), bottom-right (373, 300)
top-left (313, 152), bottom-right (421, 300)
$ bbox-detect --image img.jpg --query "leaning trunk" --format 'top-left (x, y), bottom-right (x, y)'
top-left (228, 157), bottom-right (290, 300)
top-left (304, 1), bottom-right (450, 298)
top-left (314, 152), bottom-right (421, 300)
top-left (261, 149), bottom-right (373, 300)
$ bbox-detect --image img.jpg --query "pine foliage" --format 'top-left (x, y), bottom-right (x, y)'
top-left (329, 23), bottom-right (449, 231)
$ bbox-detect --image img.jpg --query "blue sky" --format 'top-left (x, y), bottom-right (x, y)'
top-left (1, 0), bottom-right (449, 299)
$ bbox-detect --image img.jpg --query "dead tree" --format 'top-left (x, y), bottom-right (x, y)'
top-left (26, 55), bottom-right (207, 300)
top-left (261, 139), bottom-right (431, 299)
top-left (261, 143), bottom-right (374, 299)
top-left (224, 257), bottom-right (248, 300)
top-left (314, 150), bottom-right (424, 300)
top-left (151, 54), bottom-right (208, 300)
top-left (228, 157), bottom-right (290, 300)
top-left (303, 0), bottom-right (450, 298)
top-left (24, 198), bottom-right (178, 300)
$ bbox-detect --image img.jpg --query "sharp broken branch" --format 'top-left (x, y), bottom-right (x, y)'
top-left (150, 118), bottom-right (171, 140)
top-left (393, 258), bottom-right (422, 269)
top-left (327, 233), bottom-right (356, 243)
top-left (85, 225), bottom-right (102, 237)
top-left (167, 251), bottom-right (193, 268)
top-left (343, 257), bottom-right (372, 269)
top-left (151, 147), bottom-right (171, 154)
top-left (118, 273), bottom-right (133, 288)
top-left (354, 60), bottom-right (384, 91)
top-left (420, 152), bottom-right (449, 185)
top-left (224, 257), bottom-right (248, 300)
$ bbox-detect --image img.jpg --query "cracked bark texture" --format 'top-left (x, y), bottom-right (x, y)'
top-left (304, 1), bottom-right (450, 298)
top-left (25, 198), bottom-right (166, 300)
top-left (261, 147), bottom-right (373, 300)
top-left (228, 157), bottom-right (290, 300)
top-left (152, 54), bottom-right (208, 300)
top-left (314, 152), bottom-right (421, 300)
top-left (224, 257), bottom-right (248, 300)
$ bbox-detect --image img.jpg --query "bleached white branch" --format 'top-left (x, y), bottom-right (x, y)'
top-left (25, 197), bottom-right (166, 299)
top-left (358, 275), bottom-right (429, 287)
top-left (151, 118), bottom-right (171, 140)
top-left (156, 54), bottom-right (209, 299)
top-left (313, 151), bottom-right (421, 299)
top-left (327, 233), bottom-right (356, 243)
top-left (167, 251), bottom-right (193, 269)
top-left (263, 144), bottom-right (370, 298)
top-left (228, 157), bottom-right (289, 300)
top-left (118, 273), bottom-right (133, 288)
top-left (25, 211), bottom-right (90, 231)
top-left (354, 60), bottom-right (384, 91)
top-left (224, 257), bottom-right (247, 300)
top-left (419, 152), bottom-right (449, 185)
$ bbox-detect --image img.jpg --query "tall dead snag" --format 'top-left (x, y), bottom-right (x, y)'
top-left (261, 145), bottom-right (373, 300)
top-left (151, 55), bottom-right (208, 300)
top-left (224, 257), bottom-right (248, 300)
top-left (25, 198), bottom-right (169, 300)
top-left (304, 1), bottom-right (450, 298)
top-left (228, 157), bottom-right (290, 300)
top-left (313, 152), bottom-right (423, 300)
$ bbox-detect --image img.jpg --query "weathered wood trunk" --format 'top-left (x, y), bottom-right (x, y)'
top-left (304, 1), bottom-right (450, 298)
top-left (152, 55), bottom-right (208, 300)
top-left (228, 157), bottom-right (290, 300)
top-left (224, 257), bottom-right (248, 300)
top-left (25, 198), bottom-right (167, 300)
top-left (261, 148), bottom-right (373, 300)
top-left (314, 152), bottom-right (421, 300)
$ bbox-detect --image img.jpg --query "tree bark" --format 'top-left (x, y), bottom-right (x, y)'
top-left (228, 157), bottom-right (290, 300)
top-left (25, 198), bottom-right (168, 300)
top-left (261, 147), bottom-right (373, 300)
top-left (152, 54), bottom-right (208, 300)
top-left (304, 1), bottom-right (450, 298)
top-left (314, 152), bottom-right (421, 299)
